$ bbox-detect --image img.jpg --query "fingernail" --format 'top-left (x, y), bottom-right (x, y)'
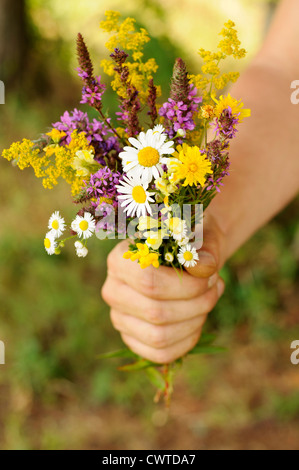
top-left (198, 251), bottom-right (216, 267)
top-left (208, 273), bottom-right (218, 289)
top-left (217, 279), bottom-right (225, 298)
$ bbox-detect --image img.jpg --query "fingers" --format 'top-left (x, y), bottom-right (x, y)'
top-left (110, 309), bottom-right (207, 349)
top-left (102, 276), bottom-right (224, 325)
top-left (120, 330), bottom-right (202, 364)
top-left (107, 241), bottom-right (215, 301)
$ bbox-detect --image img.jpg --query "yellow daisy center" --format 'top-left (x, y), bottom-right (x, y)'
top-left (189, 163), bottom-right (198, 173)
top-left (52, 220), bottom-right (59, 230)
top-left (79, 220), bottom-right (89, 231)
top-left (138, 147), bottom-right (160, 167)
top-left (183, 251), bottom-right (193, 261)
top-left (132, 186), bottom-right (147, 204)
top-left (44, 238), bottom-right (51, 249)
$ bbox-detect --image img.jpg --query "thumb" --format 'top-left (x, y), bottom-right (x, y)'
top-left (186, 249), bottom-right (218, 279)
top-left (186, 216), bottom-right (222, 279)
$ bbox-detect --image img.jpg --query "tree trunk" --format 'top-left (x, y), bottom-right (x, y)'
top-left (0, 0), bottom-right (28, 90)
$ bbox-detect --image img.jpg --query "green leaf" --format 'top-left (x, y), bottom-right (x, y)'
top-left (97, 348), bottom-right (138, 360)
top-left (197, 333), bottom-right (217, 345)
top-left (118, 359), bottom-right (158, 372)
top-left (146, 367), bottom-right (166, 391)
top-left (188, 345), bottom-right (227, 356)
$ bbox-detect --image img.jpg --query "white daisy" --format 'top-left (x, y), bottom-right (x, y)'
top-left (165, 252), bottom-right (174, 263)
top-left (44, 232), bottom-right (57, 255)
top-left (153, 124), bottom-right (166, 136)
top-left (48, 211), bottom-right (66, 238)
top-left (119, 129), bottom-right (175, 184)
top-left (178, 244), bottom-right (199, 268)
top-left (165, 217), bottom-right (187, 241)
top-left (74, 241), bottom-right (88, 258)
top-left (178, 236), bottom-right (190, 247)
top-left (116, 175), bottom-right (155, 218)
top-left (71, 212), bottom-right (96, 239)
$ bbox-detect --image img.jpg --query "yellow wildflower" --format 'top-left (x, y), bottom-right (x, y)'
top-left (171, 144), bottom-right (213, 187)
top-left (218, 20), bottom-right (246, 59)
top-left (100, 11), bottom-right (158, 104)
top-left (72, 149), bottom-right (100, 177)
top-left (213, 93), bottom-right (251, 122)
top-left (201, 105), bottom-right (215, 120)
top-left (2, 131), bottom-right (92, 196)
top-left (123, 243), bottom-right (160, 269)
top-left (190, 20), bottom-right (246, 102)
top-left (46, 129), bottom-right (66, 144)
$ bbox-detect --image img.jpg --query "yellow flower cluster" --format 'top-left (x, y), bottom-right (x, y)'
top-left (2, 139), bottom-right (40, 171)
top-left (218, 20), bottom-right (247, 59)
top-left (190, 20), bottom-right (246, 103)
top-left (124, 243), bottom-right (160, 269)
top-left (2, 130), bottom-right (92, 196)
top-left (100, 11), bottom-right (159, 103)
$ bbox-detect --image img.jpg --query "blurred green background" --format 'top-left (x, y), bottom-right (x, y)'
top-left (0, 0), bottom-right (299, 450)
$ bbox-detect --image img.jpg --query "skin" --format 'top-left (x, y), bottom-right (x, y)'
top-left (102, 0), bottom-right (299, 364)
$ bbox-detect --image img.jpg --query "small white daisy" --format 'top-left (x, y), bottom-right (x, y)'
top-left (74, 241), bottom-right (88, 258)
top-left (165, 217), bottom-right (187, 241)
top-left (178, 244), bottom-right (199, 268)
top-left (153, 124), bottom-right (166, 136)
top-left (48, 211), bottom-right (66, 238)
top-left (178, 236), bottom-right (190, 247)
top-left (71, 212), bottom-right (96, 239)
top-left (116, 175), bottom-right (155, 218)
top-left (119, 129), bottom-right (175, 184)
top-left (165, 252), bottom-right (174, 263)
top-left (44, 232), bottom-right (57, 255)
top-left (176, 128), bottom-right (187, 138)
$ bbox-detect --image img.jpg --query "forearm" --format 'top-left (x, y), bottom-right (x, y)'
top-left (207, 60), bottom-right (299, 265)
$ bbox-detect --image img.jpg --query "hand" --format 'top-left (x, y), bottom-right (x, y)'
top-left (102, 215), bottom-right (226, 364)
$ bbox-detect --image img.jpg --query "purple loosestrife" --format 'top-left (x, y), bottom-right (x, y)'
top-left (85, 167), bottom-right (125, 235)
top-left (85, 167), bottom-right (122, 209)
top-left (81, 76), bottom-right (106, 107)
top-left (111, 48), bottom-right (142, 137)
top-left (77, 33), bottom-right (106, 113)
top-left (53, 109), bottom-right (121, 166)
top-left (159, 59), bottom-right (202, 139)
top-left (214, 108), bottom-right (239, 140)
top-left (205, 139), bottom-right (230, 193)
top-left (147, 78), bottom-right (158, 127)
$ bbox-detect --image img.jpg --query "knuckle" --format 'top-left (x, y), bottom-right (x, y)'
top-left (101, 281), bottom-right (113, 305)
top-left (109, 310), bottom-right (119, 329)
top-left (148, 326), bottom-right (168, 349)
top-left (144, 302), bottom-right (166, 325)
top-left (106, 250), bottom-right (116, 272)
top-left (152, 349), bottom-right (173, 365)
top-left (139, 269), bottom-right (160, 298)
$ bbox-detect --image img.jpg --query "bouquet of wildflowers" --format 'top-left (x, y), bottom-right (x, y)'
top-left (2, 11), bottom-right (250, 404)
